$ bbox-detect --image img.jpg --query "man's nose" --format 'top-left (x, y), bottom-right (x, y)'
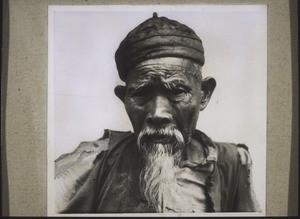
top-left (146, 96), bottom-right (172, 127)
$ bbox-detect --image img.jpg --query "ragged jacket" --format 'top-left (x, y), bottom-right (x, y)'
top-left (55, 129), bottom-right (261, 213)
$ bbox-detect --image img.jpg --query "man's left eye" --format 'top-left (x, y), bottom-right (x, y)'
top-left (170, 89), bottom-right (186, 96)
top-left (168, 88), bottom-right (192, 102)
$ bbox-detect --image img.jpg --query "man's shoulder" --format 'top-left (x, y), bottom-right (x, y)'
top-left (195, 129), bottom-right (253, 167)
top-left (54, 129), bottom-right (134, 212)
top-left (213, 141), bottom-right (253, 167)
top-left (55, 129), bottom-right (134, 177)
top-left (55, 129), bottom-right (133, 161)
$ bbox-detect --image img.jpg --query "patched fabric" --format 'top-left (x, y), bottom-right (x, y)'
top-left (237, 144), bottom-right (253, 167)
top-left (55, 129), bottom-right (261, 213)
top-left (162, 166), bottom-right (212, 213)
top-left (54, 130), bottom-right (123, 212)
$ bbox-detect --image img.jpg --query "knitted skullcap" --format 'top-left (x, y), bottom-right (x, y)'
top-left (115, 12), bottom-right (205, 81)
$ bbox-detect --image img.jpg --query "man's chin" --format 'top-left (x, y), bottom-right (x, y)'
top-left (139, 141), bottom-right (181, 212)
top-left (137, 125), bottom-right (186, 157)
top-left (150, 138), bottom-right (171, 144)
top-left (140, 142), bottom-right (170, 155)
top-left (140, 142), bottom-right (184, 163)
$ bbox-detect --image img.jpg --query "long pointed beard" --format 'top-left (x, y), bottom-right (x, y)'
top-left (137, 126), bottom-right (185, 212)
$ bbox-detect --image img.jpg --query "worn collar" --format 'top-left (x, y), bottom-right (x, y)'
top-left (179, 129), bottom-right (218, 169)
top-left (102, 129), bottom-right (218, 169)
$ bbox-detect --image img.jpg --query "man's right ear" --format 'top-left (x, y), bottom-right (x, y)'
top-left (114, 85), bottom-right (126, 103)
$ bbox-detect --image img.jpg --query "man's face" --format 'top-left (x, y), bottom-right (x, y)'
top-left (115, 57), bottom-right (215, 210)
top-left (124, 57), bottom-right (205, 145)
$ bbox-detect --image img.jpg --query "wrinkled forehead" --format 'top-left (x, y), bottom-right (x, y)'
top-left (126, 57), bottom-right (202, 85)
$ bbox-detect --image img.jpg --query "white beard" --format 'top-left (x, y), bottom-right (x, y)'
top-left (137, 126), bottom-right (185, 212)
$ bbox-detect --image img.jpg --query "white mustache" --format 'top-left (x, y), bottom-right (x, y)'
top-left (137, 126), bottom-right (184, 147)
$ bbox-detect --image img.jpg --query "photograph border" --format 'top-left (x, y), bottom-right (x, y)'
top-left (1, 0), bottom-right (298, 216)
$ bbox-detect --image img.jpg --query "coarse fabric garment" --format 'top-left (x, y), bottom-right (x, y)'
top-left (55, 129), bottom-right (261, 213)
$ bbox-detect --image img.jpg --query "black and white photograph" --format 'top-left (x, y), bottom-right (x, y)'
top-left (47, 5), bottom-right (267, 216)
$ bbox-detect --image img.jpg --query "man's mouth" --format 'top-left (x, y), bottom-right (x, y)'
top-left (150, 136), bottom-right (171, 144)
top-left (137, 125), bottom-right (185, 149)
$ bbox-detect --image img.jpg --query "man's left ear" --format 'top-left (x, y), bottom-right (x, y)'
top-left (199, 77), bottom-right (216, 111)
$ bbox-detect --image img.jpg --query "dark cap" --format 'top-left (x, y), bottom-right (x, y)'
top-left (115, 12), bottom-right (205, 81)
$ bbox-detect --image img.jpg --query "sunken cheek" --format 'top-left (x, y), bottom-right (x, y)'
top-left (125, 98), bottom-right (148, 133)
top-left (178, 101), bottom-right (200, 131)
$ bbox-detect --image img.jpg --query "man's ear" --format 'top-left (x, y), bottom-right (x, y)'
top-left (199, 77), bottom-right (216, 111)
top-left (114, 85), bottom-right (126, 103)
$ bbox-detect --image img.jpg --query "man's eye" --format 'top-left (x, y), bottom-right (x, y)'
top-left (168, 88), bottom-right (192, 102)
top-left (131, 89), bottom-right (148, 97)
top-left (170, 89), bottom-right (186, 96)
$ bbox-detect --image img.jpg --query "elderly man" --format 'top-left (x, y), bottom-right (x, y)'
top-left (55, 13), bottom-right (260, 213)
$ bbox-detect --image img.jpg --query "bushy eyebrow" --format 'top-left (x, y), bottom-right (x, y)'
top-left (127, 81), bottom-right (150, 92)
top-left (127, 78), bottom-right (192, 94)
top-left (165, 80), bottom-right (193, 94)
top-left (164, 79), bottom-right (190, 88)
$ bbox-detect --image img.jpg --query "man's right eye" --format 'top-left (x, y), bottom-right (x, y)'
top-left (129, 89), bottom-right (149, 98)
top-left (133, 90), bottom-right (146, 97)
